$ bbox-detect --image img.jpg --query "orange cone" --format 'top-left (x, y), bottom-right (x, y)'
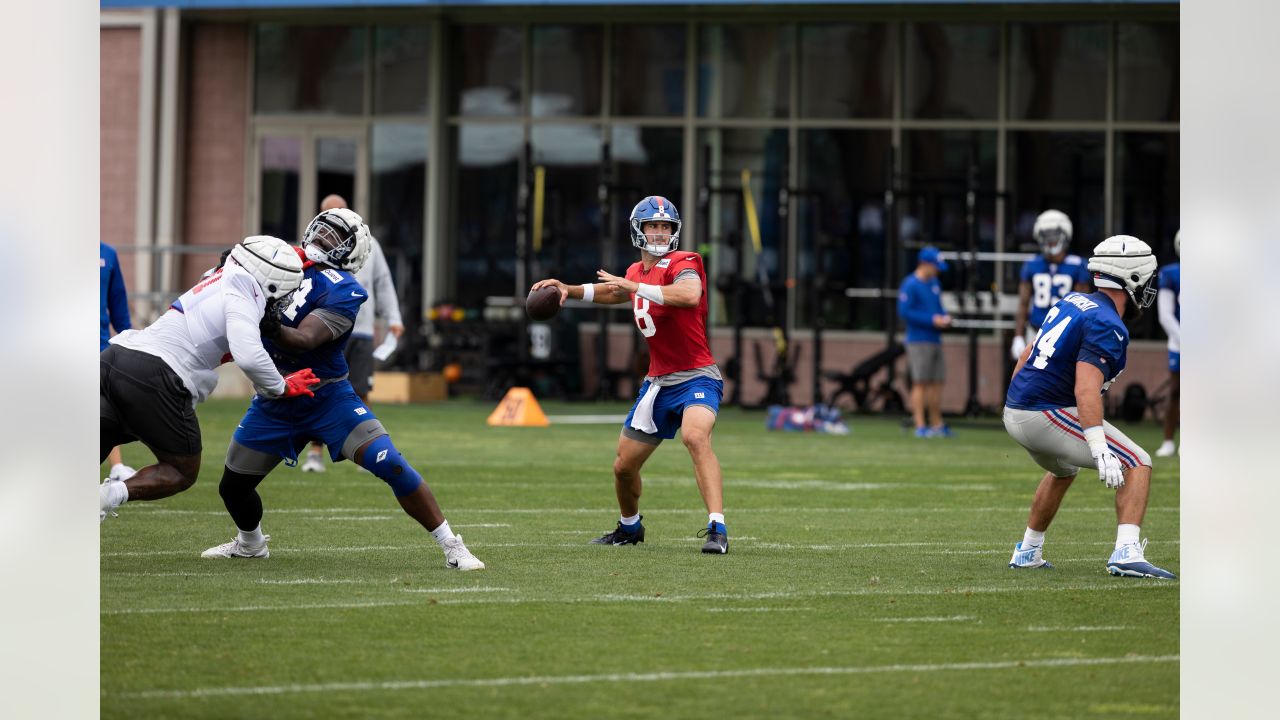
top-left (486, 387), bottom-right (550, 427)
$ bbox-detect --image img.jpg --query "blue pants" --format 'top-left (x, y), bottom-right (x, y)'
top-left (234, 381), bottom-right (378, 463)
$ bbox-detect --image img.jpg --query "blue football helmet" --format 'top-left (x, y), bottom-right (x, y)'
top-left (629, 195), bottom-right (681, 256)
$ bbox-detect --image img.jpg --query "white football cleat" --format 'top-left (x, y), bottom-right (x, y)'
top-left (201, 535), bottom-right (271, 559)
top-left (1008, 541), bottom-right (1053, 569)
top-left (1106, 539), bottom-right (1176, 579)
top-left (442, 535), bottom-right (485, 571)
top-left (108, 464), bottom-right (137, 482)
top-left (1155, 440), bottom-right (1176, 458)
top-left (300, 454), bottom-right (326, 473)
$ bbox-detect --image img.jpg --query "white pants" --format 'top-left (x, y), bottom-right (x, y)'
top-left (1003, 406), bottom-right (1151, 478)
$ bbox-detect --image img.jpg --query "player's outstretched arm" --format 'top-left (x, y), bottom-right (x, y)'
top-left (531, 278), bottom-right (630, 305)
top-left (270, 314), bottom-right (338, 354)
top-left (596, 270), bottom-right (701, 308)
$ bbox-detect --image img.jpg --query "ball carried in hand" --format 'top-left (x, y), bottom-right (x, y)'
top-left (525, 285), bottom-right (561, 321)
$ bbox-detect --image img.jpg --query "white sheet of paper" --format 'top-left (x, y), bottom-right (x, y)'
top-left (372, 334), bottom-right (398, 362)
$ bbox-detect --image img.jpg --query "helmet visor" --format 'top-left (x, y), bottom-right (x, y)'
top-left (1037, 228), bottom-right (1068, 256)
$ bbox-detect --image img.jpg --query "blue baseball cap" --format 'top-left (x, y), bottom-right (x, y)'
top-left (918, 245), bottom-right (949, 271)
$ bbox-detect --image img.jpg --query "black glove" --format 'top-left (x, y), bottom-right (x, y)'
top-left (260, 298), bottom-right (285, 340)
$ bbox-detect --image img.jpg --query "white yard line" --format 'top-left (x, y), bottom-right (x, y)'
top-left (398, 587), bottom-right (513, 594)
top-left (101, 581), bottom-right (1173, 616)
top-left (872, 616), bottom-right (977, 623)
top-left (1026, 626), bottom-right (1134, 632)
top-left (115, 654), bottom-right (1178, 700)
top-left (131, 506), bottom-right (1179, 516)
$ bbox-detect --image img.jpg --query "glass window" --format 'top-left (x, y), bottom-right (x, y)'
top-left (528, 125), bottom-right (604, 284)
top-left (532, 25), bottom-right (603, 117)
top-left (609, 126), bottom-right (685, 268)
top-left (258, 135), bottom-right (300, 239)
top-left (905, 23), bottom-right (999, 120)
top-left (900, 130), bottom-right (998, 290)
top-left (451, 123), bottom-right (522, 307)
top-left (799, 24), bottom-right (894, 119)
top-left (1115, 132), bottom-right (1178, 338)
top-left (796, 129), bottom-right (892, 330)
top-left (1117, 23), bottom-right (1179, 122)
top-left (374, 26), bottom-right (430, 115)
top-left (612, 25), bottom-right (686, 117)
top-left (696, 127), bottom-right (789, 327)
top-left (315, 137), bottom-right (357, 212)
top-left (698, 24), bottom-right (792, 119)
top-left (255, 24), bottom-right (365, 114)
top-left (1009, 23), bottom-right (1108, 121)
top-left (1006, 132), bottom-right (1105, 257)
top-left (451, 25), bottom-right (523, 117)
top-left (371, 123), bottom-right (427, 362)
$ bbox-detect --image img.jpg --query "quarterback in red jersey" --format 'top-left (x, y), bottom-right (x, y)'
top-left (531, 195), bottom-right (729, 554)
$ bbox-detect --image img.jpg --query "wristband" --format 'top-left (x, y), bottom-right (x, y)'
top-left (636, 283), bottom-right (665, 305)
top-left (580, 284), bottom-right (594, 302)
top-left (1082, 426), bottom-right (1108, 456)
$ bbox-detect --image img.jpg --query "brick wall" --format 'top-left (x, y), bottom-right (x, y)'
top-left (100, 27), bottom-right (141, 292)
top-left (181, 22), bottom-right (249, 286)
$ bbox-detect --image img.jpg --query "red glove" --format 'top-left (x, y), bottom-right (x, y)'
top-left (283, 368), bottom-right (320, 398)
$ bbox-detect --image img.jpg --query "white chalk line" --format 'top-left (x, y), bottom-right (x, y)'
top-left (872, 615), bottom-right (978, 623)
top-left (129, 506), bottom-right (1179, 516)
top-left (1026, 626), bottom-right (1134, 632)
top-left (114, 654), bottom-right (1178, 700)
top-left (101, 581), bottom-right (1174, 616)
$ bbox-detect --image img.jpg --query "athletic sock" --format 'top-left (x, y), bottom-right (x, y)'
top-left (708, 512), bottom-right (726, 533)
top-left (620, 513), bottom-right (640, 527)
top-left (430, 520), bottom-right (455, 547)
top-left (109, 463), bottom-right (129, 478)
top-left (1116, 524), bottom-right (1141, 550)
top-left (237, 523), bottom-right (266, 547)
top-left (1022, 528), bottom-right (1045, 548)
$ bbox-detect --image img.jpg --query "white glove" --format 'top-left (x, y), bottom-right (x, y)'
top-left (1010, 335), bottom-right (1027, 361)
top-left (1083, 426), bottom-right (1125, 489)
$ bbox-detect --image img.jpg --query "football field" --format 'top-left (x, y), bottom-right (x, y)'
top-left (101, 399), bottom-right (1179, 718)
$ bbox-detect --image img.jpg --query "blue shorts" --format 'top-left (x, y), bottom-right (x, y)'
top-left (622, 376), bottom-right (723, 443)
top-left (234, 381), bottom-right (379, 463)
top-left (1169, 351), bottom-right (1180, 373)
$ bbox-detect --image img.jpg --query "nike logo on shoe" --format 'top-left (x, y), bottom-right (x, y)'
top-left (447, 559), bottom-right (460, 568)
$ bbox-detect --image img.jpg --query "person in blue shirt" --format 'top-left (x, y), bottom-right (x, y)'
top-left (1155, 230), bottom-right (1181, 457)
top-left (1004, 235), bottom-right (1175, 579)
top-left (100, 242), bottom-right (135, 482)
top-left (200, 208), bottom-right (485, 571)
top-left (1010, 210), bottom-right (1092, 360)
top-left (898, 246), bottom-right (953, 438)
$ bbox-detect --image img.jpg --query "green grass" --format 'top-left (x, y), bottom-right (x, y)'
top-left (101, 399), bottom-right (1179, 719)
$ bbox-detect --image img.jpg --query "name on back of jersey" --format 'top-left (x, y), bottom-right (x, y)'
top-left (1062, 294), bottom-right (1097, 312)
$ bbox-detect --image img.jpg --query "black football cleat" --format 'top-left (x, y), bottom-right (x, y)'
top-left (698, 523), bottom-right (729, 554)
top-left (590, 516), bottom-right (644, 546)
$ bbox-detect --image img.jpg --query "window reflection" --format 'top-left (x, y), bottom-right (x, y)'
top-left (255, 24), bottom-right (365, 114)
top-left (612, 25), bottom-right (686, 117)
top-left (1114, 132), bottom-right (1178, 337)
top-left (530, 125), bottom-right (604, 284)
top-left (374, 26), bottom-right (430, 115)
top-left (451, 25), bottom-right (523, 117)
top-left (1118, 23), bottom-right (1179, 122)
top-left (451, 124), bottom-right (521, 307)
top-left (259, 136), bottom-right (300, 240)
top-left (799, 24), bottom-right (893, 119)
top-left (371, 124), bottom-right (427, 354)
top-left (698, 24), bottom-right (791, 119)
top-left (1009, 23), bottom-right (1108, 121)
top-left (532, 25), bottom-right (603, 117)
top-left (905, 23), bottom-right (999, 120)
top-left (315, 137), bottom-right (357, 212)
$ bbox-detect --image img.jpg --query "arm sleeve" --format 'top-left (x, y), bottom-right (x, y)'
top-left (897, 285), bottom-right (936, 329)
top-left (370, 242), bottom-right (403, 326)
top-left (1157, 288), bottom-right (1180, 345)
top-left (107, 261), bottom-right (132, 332)
top-left (223, 273), bottom-right (286, 397)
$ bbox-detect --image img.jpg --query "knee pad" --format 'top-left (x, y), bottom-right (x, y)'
top-left (358, 435), bottom-right (422, 497)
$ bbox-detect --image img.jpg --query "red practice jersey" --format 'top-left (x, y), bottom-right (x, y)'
top-left (623, 251), bottom-right (717, 376)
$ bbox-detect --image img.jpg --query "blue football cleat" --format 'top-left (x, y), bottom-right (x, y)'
top-left (931, 424), bottom-right (954, 438)
top-left (591, 516), bottom-right (645, 546)
top-left (1008, 541), bottom-right (1053, 569)
top-left (914, 427), bottom-right (933, 439)
top-left (1106, 539), bottom-right (1177, 579)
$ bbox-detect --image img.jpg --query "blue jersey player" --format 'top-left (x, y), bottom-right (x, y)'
top-left (201, 208), bottom-right (484, 571)
top-left (1003, 235), bottom-right (1175, 579)
top-left (1010, 210), bottom-right (1092, 360)
top-left (1155, 230), bottom-right (1181, 457)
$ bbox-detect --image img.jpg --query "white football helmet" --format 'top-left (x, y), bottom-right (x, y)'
top-left (1174, 229), bottom-right (1181, 257)
top-left (301, 208), bottom-right (372, 273)
top-left (229, 235), bottom-right (304, 300)
top-left (1088, 235), bottom-right (1158, 309)
top-left (1033, 210), bottom-right (1073, 258)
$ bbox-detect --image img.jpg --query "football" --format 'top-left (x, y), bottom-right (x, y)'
top-left (525, 285), bottom-right (562, 321)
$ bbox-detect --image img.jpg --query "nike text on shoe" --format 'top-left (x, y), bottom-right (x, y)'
top-left (590, 517), bottom-right (645, 546)
top-left (442, 535), bottom-right (485, 571)
top-left (201, 535), bottom-right (271, 559)
top-left (1106, 539), bottom-right (1176, 579)
top-left (697, 522), bottom-right (729, 554)
top-left (1008, 541), bottom-right (1053, 569)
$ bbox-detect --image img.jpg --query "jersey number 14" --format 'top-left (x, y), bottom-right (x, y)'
top-left (1031, 305), bottom-right (1071, 370)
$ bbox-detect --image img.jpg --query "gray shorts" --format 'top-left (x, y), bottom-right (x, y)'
top-left (1003, 406), bottom-right (1151, 477)
top-left (906, 342), bottom-right (945, 382)
top-left (344, 336), bottom-right (375, 397)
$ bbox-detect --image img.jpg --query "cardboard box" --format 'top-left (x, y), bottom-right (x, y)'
top-left (368, 372), bottom-right (447, 404)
